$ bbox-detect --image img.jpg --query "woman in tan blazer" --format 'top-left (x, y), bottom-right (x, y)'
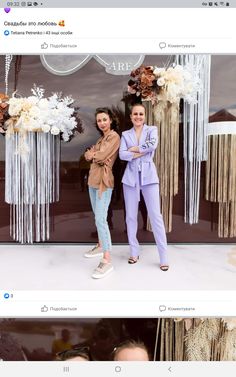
top-left (84, 108), bottom-right (120, 279)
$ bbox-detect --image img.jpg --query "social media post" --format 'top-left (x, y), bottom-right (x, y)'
top-left (0, 53), bottom-right (235, 293)
top-left (0, 6), bottom-right (235, 54)
top-left (0, 317), bottom-right (236, 377)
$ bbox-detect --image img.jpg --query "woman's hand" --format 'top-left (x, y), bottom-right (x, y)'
top-left (132, 152), bottom-right (144, 159)
top-left (104, 157), bottom-right (111, 165)
top-left (128, 146), bottom-right (140, 153)
top-left (84, 146), bottom-right (95, 161)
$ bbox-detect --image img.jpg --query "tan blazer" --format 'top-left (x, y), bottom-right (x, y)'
top-left (86, 130), bottom-right (120, 195)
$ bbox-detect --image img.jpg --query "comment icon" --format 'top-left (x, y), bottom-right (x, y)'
top-left (159, 42), bottom-right (167, 49)
top-left (159, 305), bottom-right (167, 312)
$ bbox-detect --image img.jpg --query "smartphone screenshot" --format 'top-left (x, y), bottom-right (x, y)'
top-left (0, 0), bottom-right (235, 376)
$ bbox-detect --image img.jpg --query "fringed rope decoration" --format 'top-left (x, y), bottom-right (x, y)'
top-left (185, 319), bottom-right (221, 361)
top-left (5, 132), bottom-right (60, 244)
top-left (152, 318), bottom-right (236, 361)
top-left (185, 319), bottom-right (236, 361)
top-left (154, 101), bottom-right (179, 232)
top-left (206, 122), bottom-right (236, 237)
top-left (220, 328), bottom-right (236, 361)
top-left (153, 318), bottom-right (161, 361)
top-left (144, 100), bottom-right (179, 233)
top-left (153, 318), bottom-right (185, 361)
top-left (5, 55), bottom-right (13, 95)
top-left (177, 54), bottom-right (211, 224)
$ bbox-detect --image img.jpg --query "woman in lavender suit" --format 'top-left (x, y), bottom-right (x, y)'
top-left (119, 104), bottom-right (169, 271)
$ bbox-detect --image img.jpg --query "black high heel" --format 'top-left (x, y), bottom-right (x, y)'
top-left (128, 256), bottom-right (139, 264)
top-left (160, 265), bottom-right (169, 271)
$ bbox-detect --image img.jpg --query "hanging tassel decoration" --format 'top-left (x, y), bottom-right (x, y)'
top-left (5, 131), bottom-right (60, 243)
top-left (177, 54), bottom-right (211, 225)
top-left (206, 122), bottom-right (236, 237)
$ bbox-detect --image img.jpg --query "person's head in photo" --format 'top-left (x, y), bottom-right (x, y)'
top-left (95, 107), bottom-right (119, 136)
top-left (112, 340), bottom-right (150, 361)
top-left (129, 103), bottom-right (146, 129)
top-left (51, 329), bottom-right (73, 358)
top-left (57, 346), bottom-right (91, 362)
top-left (61, 329), bottom-right (70, 343)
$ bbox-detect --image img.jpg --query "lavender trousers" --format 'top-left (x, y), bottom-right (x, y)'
top-left (123, 175), bottom-right (168, 265)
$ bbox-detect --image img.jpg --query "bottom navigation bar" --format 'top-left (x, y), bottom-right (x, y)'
top-left (0, 362), bottom-right (235, 377)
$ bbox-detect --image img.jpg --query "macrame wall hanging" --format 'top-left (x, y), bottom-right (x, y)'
top-left (153, 317), bottom-right (185, 361)
top-left (4, 55), bottom-right (13, 95)
top-left (144, 101), bottom-right (179, 232)
top-left (5, 132), bottom-right (60, 243)
top-left (3, 55), bottom-right (78, 244)
top-left (177, 55), bottom-right (211, 225)
top-left (153, 318), bottom-right (236, 361)
top-left (205, 121), bottom-right (236, 237)
top-left (184, 318), bottom-right (236, 361)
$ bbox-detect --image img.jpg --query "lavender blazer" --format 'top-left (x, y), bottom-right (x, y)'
top-left (119, 124), bottom-right (159, 187)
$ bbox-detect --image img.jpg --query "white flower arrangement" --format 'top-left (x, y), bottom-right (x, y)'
top-left (7, 85), bottom-right (77, 141)
top-left (154, 64), bottom-right (200, 104)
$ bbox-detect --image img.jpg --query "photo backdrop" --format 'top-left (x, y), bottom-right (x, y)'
top-left (0, 55), bottom-right (236, 243)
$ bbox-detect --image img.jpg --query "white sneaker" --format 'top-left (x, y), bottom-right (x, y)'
top-left (92, 259), bottom-right (114, 279)
top-left (84, 245), bottom-right (103, 258)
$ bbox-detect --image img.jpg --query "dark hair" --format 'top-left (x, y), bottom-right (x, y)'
top-left (112, 339), bottom-right (149, 361)
top-left (57, 346), bottom-right (91, 361)
top-left (95, 107), bottom-right (119, 135)
top-left (130, 103), bottom-right (146, 115)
